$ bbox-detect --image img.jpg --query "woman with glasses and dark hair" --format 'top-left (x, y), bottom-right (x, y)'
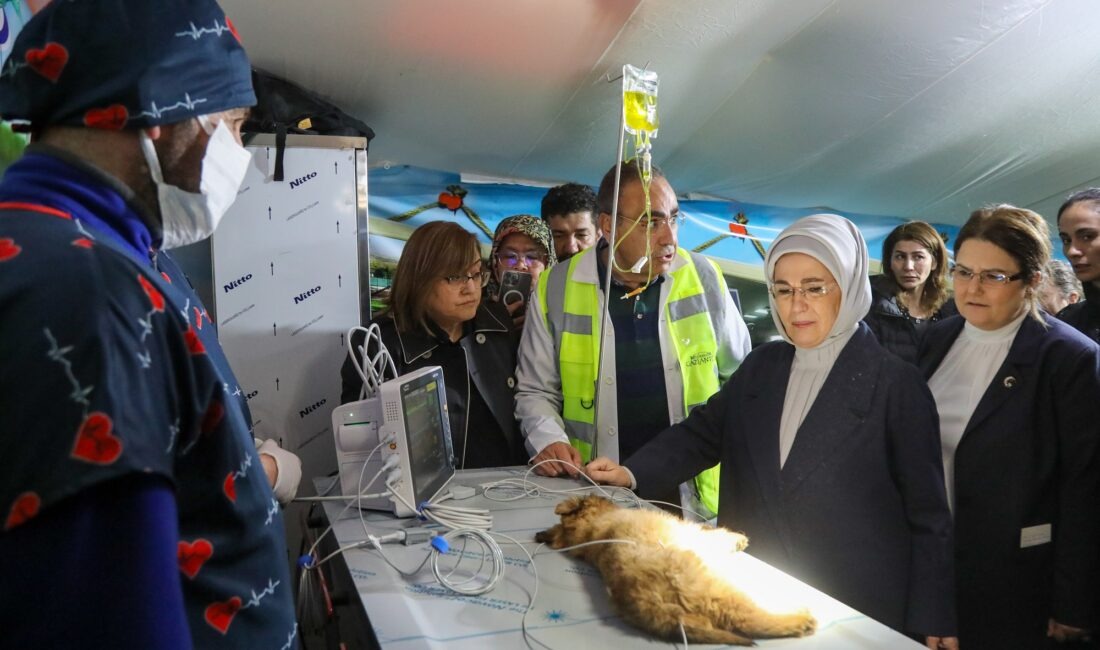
top-left (864, 221), bottom-right (956, 364)
top-left (919, 205), bottom-right (1100, 648)
top-left (587, 214), bottom-right (957, 647)
top-left (486, 214), bottom-right (555, 329)
top-left (340, 221), bottom-right (527, 469)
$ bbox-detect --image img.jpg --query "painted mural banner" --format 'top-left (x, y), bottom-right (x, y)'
top-left (0, 0), bottom-right (51, 67)
top-left (366, 165), bottom-right (962, 286)
top-left (0, 1), bottom-right (48, 173)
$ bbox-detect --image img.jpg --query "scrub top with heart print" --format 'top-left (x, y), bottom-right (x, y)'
top-left (0, 150), bottom-right (296, 648)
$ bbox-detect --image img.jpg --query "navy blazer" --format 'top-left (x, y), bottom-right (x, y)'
top-left (920, 314), bottom-right (1100, 648)
top-left (627, 324), bottom-right (956, 636)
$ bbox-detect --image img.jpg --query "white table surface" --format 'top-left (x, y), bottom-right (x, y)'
top-left (316, 467), bottom-right (924, 649)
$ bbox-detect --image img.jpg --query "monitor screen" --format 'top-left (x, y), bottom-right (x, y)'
top-left (400, 371), bottom-right (453, 503)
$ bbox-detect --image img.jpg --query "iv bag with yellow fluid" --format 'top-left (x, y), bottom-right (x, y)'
top-left (623, 64), bottom-right (659, 136)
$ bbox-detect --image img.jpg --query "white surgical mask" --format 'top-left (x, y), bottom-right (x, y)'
top-left (140, 115), bottom-right (251, 250)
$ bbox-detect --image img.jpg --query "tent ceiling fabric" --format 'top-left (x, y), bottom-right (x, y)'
top-left (222, 0), bottom-right (1100, 225)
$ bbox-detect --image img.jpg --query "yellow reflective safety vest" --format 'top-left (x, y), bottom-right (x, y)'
top-left (537, 246), bottom-right (725, 514)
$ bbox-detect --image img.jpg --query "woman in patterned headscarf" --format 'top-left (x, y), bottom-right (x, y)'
top-left (486, 214), bottom-right (555, 328)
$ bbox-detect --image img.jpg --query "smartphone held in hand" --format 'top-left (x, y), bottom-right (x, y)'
top-left (498, 270), bottom-right (533, 317)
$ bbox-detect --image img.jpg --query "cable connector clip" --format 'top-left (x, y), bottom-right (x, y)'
top-left (402, 528), bottom-right (436, 545)
top-left (448, 485), bottom-right (477, 500)
top-left (430, 536), bottom-right (450, 554)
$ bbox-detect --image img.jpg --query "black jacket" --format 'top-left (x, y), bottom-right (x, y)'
top-left (920, 314), bottom-right (1100, 648)
top-left (627, 325), bottom-right (956, 637)
top-left (1057, 282), bottom-right (1100, 344)
top-left (863, 274), bottom-right (956, 365)
top-left (340, 302), bottom-right (526, 469)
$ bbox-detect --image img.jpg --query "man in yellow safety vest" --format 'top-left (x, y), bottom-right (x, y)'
top-left (515, 160), bottom-right (751, 517)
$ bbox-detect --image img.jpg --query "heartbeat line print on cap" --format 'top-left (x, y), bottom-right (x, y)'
top-left (0, 55), bottom-right (26, 80)
top-left (137, 92), bottom-right (209, 120)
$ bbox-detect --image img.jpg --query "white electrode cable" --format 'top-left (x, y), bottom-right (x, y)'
top-left (428, 528), bottom-right (505, 596)
top-left (385, 483), bottom-right (493, 531)
top-left (295, 492), bottom-right (389, 502)
top-left (303, 439), bottom-right (387, 559)
top-left (346, 323), bottom-right (397, 400)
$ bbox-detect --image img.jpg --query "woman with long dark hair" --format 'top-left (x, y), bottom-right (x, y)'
top-left (865, 221), bottom-right (955, 363)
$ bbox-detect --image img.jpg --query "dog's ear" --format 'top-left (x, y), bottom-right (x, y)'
top-left (554, 496), bottom-right (586, 516)
top-left (581, 494), bottom-right (616, 513)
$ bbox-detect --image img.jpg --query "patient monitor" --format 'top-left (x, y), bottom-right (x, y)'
top-left (332, 366), bottom-right (455, 517)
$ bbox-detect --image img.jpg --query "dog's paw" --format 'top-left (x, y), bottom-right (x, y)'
top-left (789, 609), bottom-right (817, 636)
top-left (709, 529), bottom-right (749, 554)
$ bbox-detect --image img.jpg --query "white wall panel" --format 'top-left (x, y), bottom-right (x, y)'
top-left (212, 135), bottom-right (368, 490)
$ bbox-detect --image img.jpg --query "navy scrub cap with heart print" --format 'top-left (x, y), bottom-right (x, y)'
top-left (0, 0), bottom-right (255, 130)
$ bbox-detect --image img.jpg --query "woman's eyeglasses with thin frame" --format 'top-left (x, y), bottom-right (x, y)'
top-left (950, 265), bottom-right (1024, 286)
top-left (769, 281), bottom-right (839, 301)
top-left (442, 270), bottom-right (491, 287)
top-left (496, 251), bottom-right (547, 268)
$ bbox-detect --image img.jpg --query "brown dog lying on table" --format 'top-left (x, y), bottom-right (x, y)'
top-left (535, 495), bottom-right (817, 646)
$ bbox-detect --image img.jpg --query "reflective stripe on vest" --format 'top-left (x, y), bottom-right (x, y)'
top-left (665, 252), bottom-right (722, 515)
top-left (540, 248), bottom-right (723, 513)
top-left (539, 251), bottom-right (600, 454)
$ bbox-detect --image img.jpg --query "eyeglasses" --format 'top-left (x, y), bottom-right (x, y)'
top-left (950, 265), bottom-right (1024, 286)
top-left (442, 271), bottom-right (490, 287)
top-left (769, 281), bottom-right (839, 301)
top-left (496, 251), bottom-right (546, 268)
top-left (618, 212), bottom-right (686, 231)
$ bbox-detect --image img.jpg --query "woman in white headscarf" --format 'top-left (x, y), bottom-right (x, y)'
top-left (588, 214), bottom-right (957, 647)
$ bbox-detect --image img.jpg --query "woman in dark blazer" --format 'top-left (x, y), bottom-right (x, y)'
top-left (340, 221), bottom-right (526, 469)
top-left (919, 205), bottom-right (1100, 649)
top-left (588, 214), bottom-right (957, 647)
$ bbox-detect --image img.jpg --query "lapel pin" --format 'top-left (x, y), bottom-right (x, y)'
top-left (475, 333), bottom-right (486, 344)
top-left (507, 376), bottom-right (515, 389)
top-left (1003, 376), bottom-right (1016, 388)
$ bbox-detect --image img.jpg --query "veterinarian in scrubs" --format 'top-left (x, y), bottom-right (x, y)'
top-left (588, 214), bottom-right (958, 648)
top-left (920, 205), bottom-right (1100, 648)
